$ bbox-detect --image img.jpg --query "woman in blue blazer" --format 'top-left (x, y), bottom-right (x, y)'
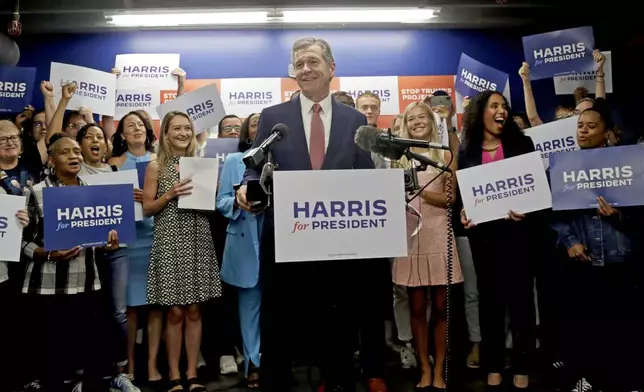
top-left (216, 113), bottom-right (263, 388)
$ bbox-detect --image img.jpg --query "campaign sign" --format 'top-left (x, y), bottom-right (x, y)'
top-left (522, 26), bottom-right (595, 80)
top-left (273, 169), bottom-right (407, 263)
top-left (554, 51), bottom-right (613, 95)
top-left (136, 161), bottom-right (150, 189)
top-left (0, 66), bottom-right (36, 113)
top-left (43, 184), bottom-right (136, 251)
top-left (455, 54), bottom-right (509, 98)
top-left (456, 151), bottom-right (552, 224)
top-left (49, 62), bottom-right (117, 116)
top-left (338, 76), bottom-right (400, 115)
top-left (156, 84), bottom-right (226, 132)
top-left (203, 138), bottom-right (239, 179)
top-left (114, 53), bottom-right (180, 90)
top-left (527, 116), bottom-right (579, 169)
top-left (115, 89), bottom-right (161, 120)
top-left (549, 145), bottom-right (644, 211)
top-left (0, 194), bottom-right (27, 262)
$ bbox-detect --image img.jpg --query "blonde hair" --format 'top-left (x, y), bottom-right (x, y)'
top-left (392, 102), bottom-right (444, 170)
top-left (391, 114), bottom-right (404, 133)
top-left (157, 111), bottom-right (197, 171)
top-left (356, 91), bottom-right (381, 108)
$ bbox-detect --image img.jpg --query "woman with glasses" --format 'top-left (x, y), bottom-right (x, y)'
top-left (0, 119), bottom-right (37, 390)
top-left (217, 113), bottom-right (263, 388)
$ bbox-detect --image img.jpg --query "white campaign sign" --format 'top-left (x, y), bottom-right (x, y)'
top-left (456, 151), bottom-right (552, 224)
top-left (0, 194), bottom-right (27, 262)
top-left (527, 116), bottom-right (579, 169)
top-left (219, 78), bottom-right (282, 118)
top-left (339, 76), bottom-right (401, 115)
top-left (156, 84), bottom-right (226, 132)
top-left (50, 62), bottom-right (117, 116)
top-left (273, 169), bottom-right (408, 263)
top-left (115, 53), bottom-right (180, 90)
top-left (80, 170), bottom-right (143, 221)
top-left (553, 51), bottom-right (613, 95)
top-left (178, 157), bottom-right (219, 211)
top-left (115, 89), bottom-right (161, 120)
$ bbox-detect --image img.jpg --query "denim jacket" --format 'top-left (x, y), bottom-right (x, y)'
top-left (551, 208), bottom-right (637, 266)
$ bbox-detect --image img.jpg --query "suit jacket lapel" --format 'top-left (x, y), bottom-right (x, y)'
top-left (291, 97), bottom-right (312, 170)
top-left (323, 99), bottom-right (346, 169)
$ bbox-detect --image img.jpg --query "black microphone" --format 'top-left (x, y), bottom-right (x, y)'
top-left (243, 123), bottom-right (288, 169)
top-left (355, 125), bottom-right (449, 158)
top-left (355, 125), bottom-right (452, 173)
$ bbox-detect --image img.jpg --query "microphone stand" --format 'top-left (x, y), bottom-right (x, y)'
top-left (259, 149), bottom-right (277, 208)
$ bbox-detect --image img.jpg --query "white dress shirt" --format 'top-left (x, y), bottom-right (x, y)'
top-left (299, 92), bottom-right (333, 153)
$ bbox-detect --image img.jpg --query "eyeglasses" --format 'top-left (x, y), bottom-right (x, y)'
top-left (67, 123), bottom-right (85, 130)
top-left (221, 126), bottom-right (241, 133)
top-left (0, 135), bottom-right (20, 145)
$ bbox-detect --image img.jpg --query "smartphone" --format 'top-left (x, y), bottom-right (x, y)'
top-left (246, 180), bottom-right (269, 208)
top-left (429, 95), bottom-right (452, 109)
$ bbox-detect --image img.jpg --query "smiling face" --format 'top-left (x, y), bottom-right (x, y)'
top-left (483, 93), bottom-right (509, 138)
top-left (121, 114), bottom-right (148, 147)
top-left (165, 114), bottom-right (194, 153)
top-left (293, 43), bottom-right (335, 101)
top-left (405, 104), bottom-right (434, 140)
top-left (0, 121), bottom-right (21, 163)
top-left (248, 114), bottom-right (260, 141)
top-left (80, 126), bottom-right (107, 165)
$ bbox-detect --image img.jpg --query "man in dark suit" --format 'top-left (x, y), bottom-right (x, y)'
top-left (236, 37), bottom-right (388, 392)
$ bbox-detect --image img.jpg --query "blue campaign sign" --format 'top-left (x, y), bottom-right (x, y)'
top-left (522, 26), bottom-right (595, 80)
top-left (43, 184), bottom-right (137, 251)
top-left (0, 66), bottom-right (37, 113)
top-left (455, 53), bottom-right (509, 97)
top-left (136, 161), bottom-right (150, 189)
top-left (549, 145), bottom-right (644, 211)
top-left (203, 138), bottom-right (239, 180)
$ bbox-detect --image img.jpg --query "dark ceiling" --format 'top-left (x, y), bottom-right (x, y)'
top-left (0, 0), bottom-right (618, 34)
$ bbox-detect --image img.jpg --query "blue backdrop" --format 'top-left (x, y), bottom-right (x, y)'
top-left (16, 29), bottom-right (571, 121)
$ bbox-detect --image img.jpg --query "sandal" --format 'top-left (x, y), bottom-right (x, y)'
top-left (247, 367), bottom-right (260, 389)
top-left (187, 377), bottom-right (207, 392)
top-left (168, 379), bottom-right (185, 392)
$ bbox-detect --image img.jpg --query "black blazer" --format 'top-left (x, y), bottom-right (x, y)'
top-left (458, 135), bottom-right (552, 262)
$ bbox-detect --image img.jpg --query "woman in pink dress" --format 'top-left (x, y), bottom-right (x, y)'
top-left (391, 102), bottom-right (462, 390)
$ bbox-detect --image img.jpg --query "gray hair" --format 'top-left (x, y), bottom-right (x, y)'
top-left (292, 37), bottom-right (335, 64)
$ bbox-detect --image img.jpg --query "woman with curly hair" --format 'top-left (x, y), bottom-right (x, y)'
top-left (459, 91), bottom-right (541, 390)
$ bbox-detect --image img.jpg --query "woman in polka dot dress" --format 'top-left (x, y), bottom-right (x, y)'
top-left (142, 111), bottom-right (221, 392)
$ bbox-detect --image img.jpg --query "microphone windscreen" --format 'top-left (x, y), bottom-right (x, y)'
top-left (272, 123), bottom-right (289, 138)
top-left (355, 125), bottom-right (383, 152)
top-left (355, 125), bottom-right (403, 160)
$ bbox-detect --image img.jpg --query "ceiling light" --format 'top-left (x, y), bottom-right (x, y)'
top-left (281, 8), bottom-right (438, 24)
top-left (105, 7), bottom-right (439, 27)
top-left (107, 11), bottom-right (268, 27)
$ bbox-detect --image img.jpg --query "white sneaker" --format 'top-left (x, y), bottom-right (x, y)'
top-left (197, 351), bottom-right (207, 369)
top-left (571, 378), bottom-right (593, 392)
top-left (234, 346), bottom-right (245, 365)
top-left (111, 374), bottom-right (141, 392)
top-left (220, 355), bottom-right (239, 375)
top-left (399, 342), bottom-right (417, 369)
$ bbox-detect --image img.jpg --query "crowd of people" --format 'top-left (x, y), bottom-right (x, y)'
top-left (0, 35), bottom-right (641, 392)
